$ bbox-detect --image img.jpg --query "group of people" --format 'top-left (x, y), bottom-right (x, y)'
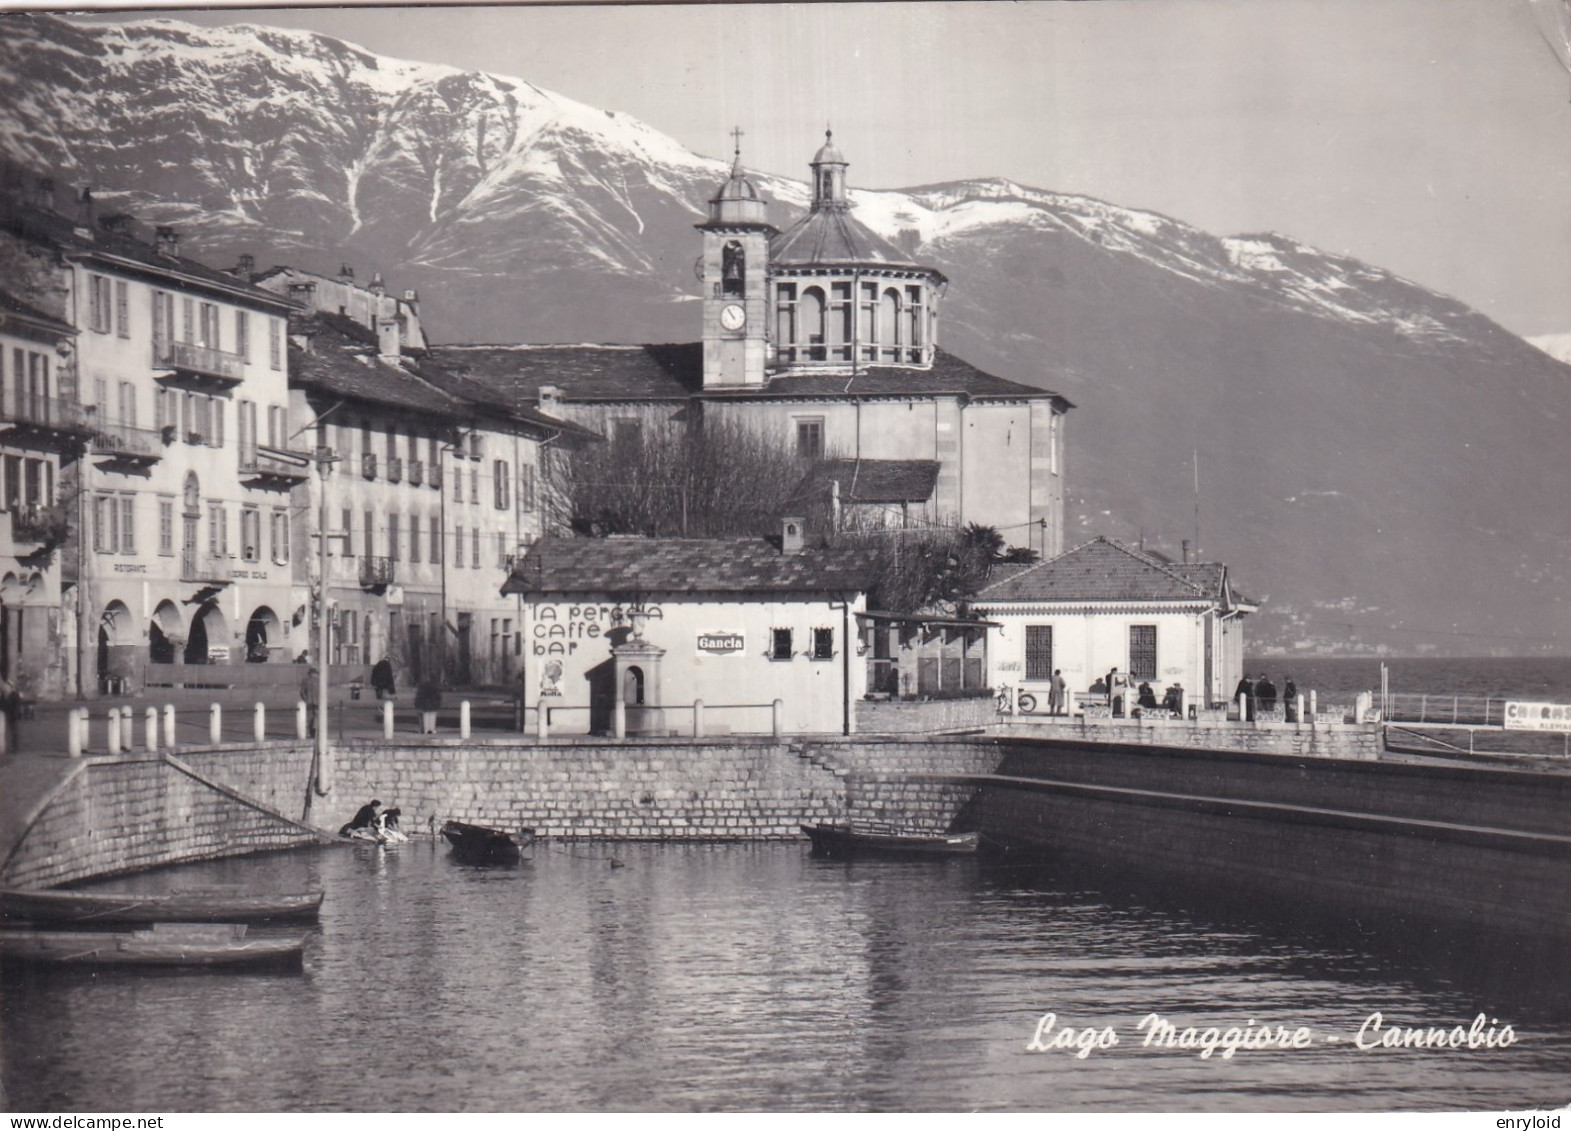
top-left (338, 798), bottom-right (407, 843)
top-left (1232, 673), bottom-right (1299, 722)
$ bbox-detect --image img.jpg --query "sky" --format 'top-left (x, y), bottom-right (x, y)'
top-left (53, 0), bottom-right (1571, 338)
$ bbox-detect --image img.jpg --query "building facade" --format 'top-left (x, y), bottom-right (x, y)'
top-left (973, 537), bottom-right (1255, 711)
top-left (0, 183), bottom-right (303, 697)
top-left (428, 133), bottom-right (1072, 557)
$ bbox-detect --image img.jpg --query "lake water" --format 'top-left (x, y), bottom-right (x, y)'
top-left (4, 840), bottom-right (1570, 1113)
top-left (1244, 655), bottom-right (1571, 702)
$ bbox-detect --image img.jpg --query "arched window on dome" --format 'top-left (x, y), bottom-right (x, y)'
top-left (722, 241), bottom-right (745, 298)
top-left (906, 284), bottom-right (925, 362)
top-left (859, 282), bottom-right (879, 362)
top-left (802, 286), bottom-right (827, 361)
top-left (879, 288), bottom-right (903, 363)
top-left (829, 282), bottom-right (852, 361)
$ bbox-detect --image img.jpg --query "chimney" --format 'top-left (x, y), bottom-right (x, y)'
top-left (781, 516), bottom-right (805, 555)
top-left (402, 288), bottom-right (419, 315)
top-left (76, 186), bottom-right (95, 225)
top-left (368, 271), bottom-right (385, 296)
top-left (337, 263), bottom-right (354, 284)
top-left (235, 253), bottom-right (255, 281)
top-left (154, 225), bottom-right (180, 259)
top-left (288, 281), bottom-right (317, 307)
top-left (35, 176), bottom-right (55, 211)
top-left (538, 384), bottom-right (562, 414)
top-left (377, 315), bottom-right (402, 360)
top-left (1181, 539), bottom-right (1191, 565)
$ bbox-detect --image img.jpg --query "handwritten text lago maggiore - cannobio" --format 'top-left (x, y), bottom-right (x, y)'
top-left (1025, 1011), bottom-right (1517, 1059)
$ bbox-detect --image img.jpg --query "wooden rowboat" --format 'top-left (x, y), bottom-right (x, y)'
top-left (801, 824), bottom-right (979, 858)
top-left (441, 821), bottom-right (534, 865)
top-left (0, 887), bottom-right (324, 925)
top-left (0, 923), bottom-right (308, 968)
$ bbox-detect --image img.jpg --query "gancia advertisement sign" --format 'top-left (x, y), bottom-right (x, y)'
top-left (696, 632), bottom-right (744, 655)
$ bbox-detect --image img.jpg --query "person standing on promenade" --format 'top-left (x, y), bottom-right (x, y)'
top-left (302, 666), bottom-right (320, 738)
top-left (1283, 675), bottom-right (1298, 722)
top-left (1234, 674), bottom-right (1255, 722)
top-left (1256, 673), bottom-right (1278, 715)
top-left (1048, 670), bottom-right (1066, 716)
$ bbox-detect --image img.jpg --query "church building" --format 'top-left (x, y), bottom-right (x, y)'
top-left (430, 132), bottom-right (1073, 557)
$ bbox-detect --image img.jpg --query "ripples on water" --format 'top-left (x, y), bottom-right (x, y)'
top-left (4, 842), bottom-right (1570, 1113)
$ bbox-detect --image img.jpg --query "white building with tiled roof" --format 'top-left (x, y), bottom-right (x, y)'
top-left (426, 132), bottom-right (1072, 558)
top-left (974, 536), bottom-right (1256, 712)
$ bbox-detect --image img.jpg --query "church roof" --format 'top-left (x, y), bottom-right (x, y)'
top-left (426, 342), bottom-right (1069, 407)
top-left (795, 459), bottom-right (941, 504)
top-left (976, 536), bottom-right (1233, 604)
top-left (770, 206), bottom-right (928, 271)
top-left (503, 535), bottom-right (880, 597)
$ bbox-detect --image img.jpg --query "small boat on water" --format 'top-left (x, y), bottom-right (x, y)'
top-left (1, 887), bottom-right (324, 925)
top-left (441, 820), bottom-right (533, 865)
top-left (801, 823), bottom-right (979, 858)
top-left (0, 923), bottom-right (308, 969)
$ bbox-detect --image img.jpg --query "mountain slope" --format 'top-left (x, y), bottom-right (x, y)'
top-left (3, 12), bottom-right (1568, 654)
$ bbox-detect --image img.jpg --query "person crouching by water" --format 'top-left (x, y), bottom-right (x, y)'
top-left (339, 798), bottom-right (381, 838)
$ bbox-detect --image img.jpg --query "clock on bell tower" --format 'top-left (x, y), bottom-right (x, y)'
top-left (695, 128), bottom-right (777, 388)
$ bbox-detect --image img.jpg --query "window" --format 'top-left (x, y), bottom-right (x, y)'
top-left (453, 524), bottom-right (463, 568)
top-left (155, 387), bottom-right (170, 431)
top-left (519, 464), bottom-right (536, 513)
top-left (796, 418), bottom-right (824, 461)
top-left (268, 405), bottom-right (285, 448)
top-left (1025, 625), bottom-right (1053, 682)
top-left (468, 432), bottom-right (482, 461)
top-left (241, 508), bottom-right (261, 561)
top-left (198, 302), bottom-right (220, 349)
top-left (493, 460), bottom-right (510, 510)
top-left (859, 281), bottom-right (878, 360)
top-left (208, 504), bottom-right (227, 557)
top-left (272, 510), bottom-right (289, 564)
top-left (117, 382), bottom-right (136, 428)
top-left (829, 281), bottom-right (852, 360)
top-left (770, 628), bottom-right (794, 661)
top-left (115, 280), bottom-right (129, 338)
top-left (235, 310), bottom-right (249, 361)
top-left (341, 509), bottom-right (354, 557)
top-left (388, 513), bottom-right (400, 562)
top-left (409, 514), bottom-right (420, 564)
top-left (721, 240), bottom-right (745, 298)
top-left (453, 459), bottom-right (464, 502)
top-left (93, 494), bottom-right (113, 552)
top-left (613, 418), bottom-right (642, 456)
top-left (119, 496), bottom-right (135, 555)
top-left (181, 297), bottom-right (194, 344)
top-left (88, 274), bottom-right (111, 333)
top-left (268, 318), bottom-right (281, 371)
top-left (497, 532), bottom-right (509, 569)
top-left (802, 286), bottom-right (826, 360)
top-left (469, 468), bottom-right (479, 505)
top-left (879, 288), bottom-right (901, 362)
top-left (152, 290), bottom-right (173, 355)
top-left (812, 627), bottom-right (834, 661)
top-left (775, 282), bottom-right (797, 361)
top-left (158, 499), bottom-right (174, 556)
top-left (212, 399), bottom-right (224, 447)
top-left (193, 395), bottom-right (211, 444)
top-left (906, 284), bottom-right (925, 359)
top-left (429, 515), bottom-right (441, 564)
top-left (363, 509), bottom-right (374, 559)
top-left (2, 456), bottom-right (19, 512)
top-left (471, 527), bottom-right (480, 569)
top-left (1129, 624), bottom-right (1158, 682)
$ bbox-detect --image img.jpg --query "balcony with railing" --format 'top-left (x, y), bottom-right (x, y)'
top-left (428, 462), bottom-right (442, 490)
top-left (180, 552), bottom-right (233, 585)
top-left (408, 459), bottom-right (424, 487)
top-left (361, 452), bottom-right (378, 480)
top-left (9, 501), bottom-right (70, 546)
top-left (360, 555), bottom-right (395, 588)
top-left (0, 393), bottom-right (94, 451)
top-left (153, 339), bottom-right (245, 389)
top-left (91, 418), bottom-right (164, 465)
top-left (239, 444), bottom-right (313, 489)
top-left (386, 456), bottom-right (403, 484)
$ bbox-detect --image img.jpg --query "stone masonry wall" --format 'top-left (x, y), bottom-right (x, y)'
top-left (2, 748), bottom-right (323, 889)
top-left (801, 738), bottom-right (1008, 833)
top-left (856, 697), bottom-right (999, 734)
top-left (326, 738), bottom-right (847, 839)
top-left (992, 716), bottom-right (1381, 759)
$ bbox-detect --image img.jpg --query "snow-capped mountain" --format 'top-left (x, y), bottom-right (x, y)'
top-left (1529, 333), bottom-right (1571, 365)
top-left (3, 12), bottom-right (1569, 655)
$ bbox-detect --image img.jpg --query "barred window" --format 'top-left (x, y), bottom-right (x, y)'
top-left (770, 628), bottom-right (793, 661)
top-left (1129, 624), bottom-right (1157, 682)
top-left (1025, 625), bottom-right (1053, 682)
top-left (812, 627), bottom-right (834, 660)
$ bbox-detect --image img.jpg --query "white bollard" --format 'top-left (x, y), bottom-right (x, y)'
top-left (613, 695), bottom-right (626, 740)
top-left (1309, 690), bottom-right (1318, 720)
top-left (210, 703), bottom-right (222, 745)
top-left (537, 702), bottom-right (550, 741)
top-left (78, 707), bottom-right (91, 753)
top-left (107, 708), bottom-right (122, 755)
top-left (146, 707), bottom-right (159, 752)
top-left (1178, 689), bottom-right (1188, 720)
top-left (67, 707), bottom-right (83, 757)
top-left (296, 700), bottom-right (308, 741)
top-left (382, 700), bottom-right (394, 739)
top-left (693, 699), bottom-right (705, 739)
top-left (772, 699), bottom-right (784, 739)
top-left (459, 700), bottom-right (471, 740)
top-left (122, 707), bottom-right (137, 752)
top-left (1237, 692), bottom-right (1249, 723)
top-left (1295, 693), bottom-right (1306, 729)
top-left (163, 704), bottom-right (176, 749)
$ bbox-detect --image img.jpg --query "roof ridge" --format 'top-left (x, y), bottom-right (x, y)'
top-left (1095, 536), bottom-right (1209, 595)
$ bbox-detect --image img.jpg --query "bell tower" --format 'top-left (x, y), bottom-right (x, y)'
top-left (696, 129), bottom-right (776, 387)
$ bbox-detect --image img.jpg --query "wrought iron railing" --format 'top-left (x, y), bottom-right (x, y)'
top-left (360, 555), bottom-right (395, 586)
top-left (386, 456), bottom-right (403, 484)
top-left (153, 340), bottom-right (244, 382)
top-left (239, 446), bottom-right (312, 483)
top-left (361, 452), bottom-right (378, 480)
top-left (10, 501), bottom-right (69, 544)
top-left (0, 393), bottom-right (92, 434)
top-left (92, 419), bottom-right (163, 460)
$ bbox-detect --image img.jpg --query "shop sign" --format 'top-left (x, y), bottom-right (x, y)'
top-left (1503, 701), bottom-right (1571, 732)
top-left (697, 632), bottom-right (745, 655)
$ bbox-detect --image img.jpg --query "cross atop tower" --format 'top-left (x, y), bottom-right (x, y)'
top-left (730, 126), bottom-right (745, 157)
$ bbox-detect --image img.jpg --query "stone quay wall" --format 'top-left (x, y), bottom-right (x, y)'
top-left (990, 716), bottom-right (1381, 760)
top-left (856, 697), bottom-right (999, 734)
top-left (1, 745), bottom-right (324, 890)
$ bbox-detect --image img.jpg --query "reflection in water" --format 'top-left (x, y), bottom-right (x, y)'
top-left (3, 842), bottom-right (1569, 1112)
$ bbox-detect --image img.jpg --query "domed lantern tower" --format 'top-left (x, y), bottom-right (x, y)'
top-left (696, 130), bottom-right (777, 388)
top-left (768, 130), bottom-right (946, 372)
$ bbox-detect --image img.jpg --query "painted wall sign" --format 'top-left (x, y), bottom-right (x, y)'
top-left (1503, 700), bottom-right (1571, 732)
top-left (697, 632), bottom-right (745, 654)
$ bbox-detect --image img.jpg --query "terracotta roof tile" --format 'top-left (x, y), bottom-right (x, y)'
top-left (503, 536), bottom-right (879, 597)
top-left (977, 536), bottom-right (1220, 603)
top-left (797, 459), bottom-right (940, 504)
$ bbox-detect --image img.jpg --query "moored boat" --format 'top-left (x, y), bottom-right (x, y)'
top-left (801, 823), bottom-right (979, 858)
top-left (0, 923), bottom-right (308, 968)
top-left (441, 820), bottom-right (533, 865)
top-left (1, 887), bottom-right (324, 926)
